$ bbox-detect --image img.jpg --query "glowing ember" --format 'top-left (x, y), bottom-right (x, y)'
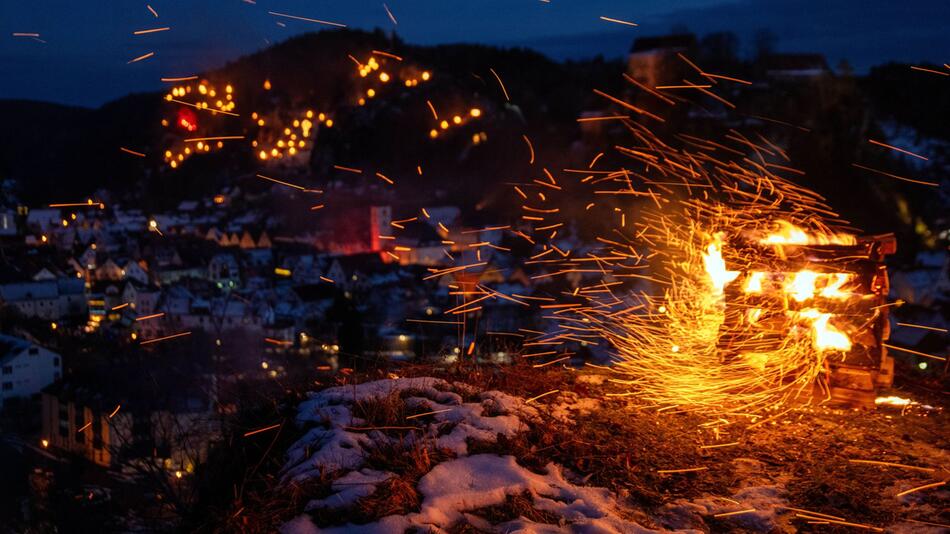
top-left (874, 395), bottom-right (914, 407)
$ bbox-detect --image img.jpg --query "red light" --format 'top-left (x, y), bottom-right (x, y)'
top-left (176, 108), bottom-right (198, 132)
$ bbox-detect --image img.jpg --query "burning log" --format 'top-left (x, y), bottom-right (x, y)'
top-left (717, 232), bottom-right (897, 407)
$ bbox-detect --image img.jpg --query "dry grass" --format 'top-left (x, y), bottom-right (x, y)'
top-left (469, 490), bottom-right (562, 524)
top-left (307, 391), bottom-right (456, 529)
top-left (210, 470), bottom-right (334, 533)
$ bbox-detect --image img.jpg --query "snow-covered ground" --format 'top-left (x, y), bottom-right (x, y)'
top-left (276, 376), bottom-right (940, 534)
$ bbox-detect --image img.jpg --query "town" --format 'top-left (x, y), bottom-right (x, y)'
top-left (2, 23), bottom-right (949, 532)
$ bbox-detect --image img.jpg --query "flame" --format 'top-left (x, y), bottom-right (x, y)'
top-left (761, 220), bottom-right (856, 246)
top-left (744, 271), bottom-right (765, 294)
top-left (783, 271), bottom-right (853, 302)
top-left (785, 270), bottom-right (820, 302)
top-left (702, 236), bottom-right (740, 296)
top-left (798, 308), bottom-right (851, 352)
top-left (819, 273), bottom-right (852, 299)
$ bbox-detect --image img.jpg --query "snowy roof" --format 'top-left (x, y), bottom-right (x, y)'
top-left (0, 334), bottom-right (32, 360)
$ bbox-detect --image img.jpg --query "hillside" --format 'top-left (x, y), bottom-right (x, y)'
top-left (0, 30), bottom-right (947, 252)
top-left (0, 29), bottom-right (622, 214)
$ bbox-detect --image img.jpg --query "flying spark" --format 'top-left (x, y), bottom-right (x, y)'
top-left (599, 16), bottom-right (638, 27)
top-left (133, 27), bottom-right (170, 35)
top-left (140, 331), bottom-right (192, 345)
top-left (119, 147), bottom-right (146, 157)
top-left (127, 52), bottom-right (155, 64)
top-left (267, 11), bottom-right (346, 27)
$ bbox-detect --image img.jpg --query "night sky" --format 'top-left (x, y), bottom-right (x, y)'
top-left (1, 0), bottom-right (948, 108)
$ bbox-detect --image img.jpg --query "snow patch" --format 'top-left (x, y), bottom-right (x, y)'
top-left (281, 378), bottom-right (673, 533)
top-left (296, 454), bottom-right (665, 533)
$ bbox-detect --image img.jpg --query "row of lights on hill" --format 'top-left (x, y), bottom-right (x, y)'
top-left (164, 81), bottom-right (236, 113)
top-left (355, 53), bottom-right (432, 106)
top-left (429, 108), bottom-right (485, 144)
top-left (159, 54), bottom-right (437, 170)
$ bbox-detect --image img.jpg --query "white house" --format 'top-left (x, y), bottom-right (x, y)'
top-left (1, 335), bottom-right (61, 408)
top-left (0, 277), bottom-right (87, 320)
top-left (122, 280), bottom-right (161, 316)
top-left (122, 260), bottom-right (150, 285)
top-left (25, 208), bottom-right (62, 232)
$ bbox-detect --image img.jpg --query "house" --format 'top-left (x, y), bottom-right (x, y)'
top-left (41, 372), bottom-right (219, 473)
top-left (224, 233), bottom-right (241, 247)
top-left (122, 260), bottom-right (150, 285)
top-left (87, 280), bottom-right (129, 322)
top-left (317, 205), bottom-right (393, 255)
top-left (239, 229), bottom-right (272, 250)
top-left (76, 244), bottom-right (99, 272)
top-left (25, 208), bottom-right (62, 233)
top-left (122, 280), bottom-right (161, 316)
top-left (391, 219), bottom-right (446, 266)
top-left (285, 254), bottom-right (328, 285)
top-left (0, 273), bottom-right (87, 320)
top-left (0, 335), bottom-right (61, 409)
top-left (208, 253), bottom-right (241, 289)
top-left (626, 34), bottom-right (697, 88)
top-left (95, 258), bottom-right (125, 280)
top-left (149, 241), bottom-right (212, 285)
top-left (325, 253), bottom-right (393, 290)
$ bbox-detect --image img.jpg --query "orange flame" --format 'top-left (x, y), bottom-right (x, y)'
top-left (702, 235), bottom-right (739, 296)
top-left (761, 220), bottom-right (856, 246)
top-left (797, 308), bottom-right (852, 352)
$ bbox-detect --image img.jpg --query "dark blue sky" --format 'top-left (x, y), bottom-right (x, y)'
top-left (1, 0), bottom-right (947, 108)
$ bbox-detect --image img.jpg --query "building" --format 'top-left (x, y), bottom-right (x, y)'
top-left (122, 280), bottom-right (161, 316)
top-left (0, 275), bottom-right (87, 320)
top-left (626, 34), bottom-right (698, 88)
top-left (24, 208), bottom-right (62, 233)
top-left (42, 372), bottom-right (219, 473)
top-left (42, 384), bottom-right (123, 466)
top-left (390, 219), bottom-right (446, 266)
top-left (318, 205), bottom-right (393, 255)
top-left (208, 253), bottom-right (241, 289)
top-left (0, 335), bottom-right (61, 409)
